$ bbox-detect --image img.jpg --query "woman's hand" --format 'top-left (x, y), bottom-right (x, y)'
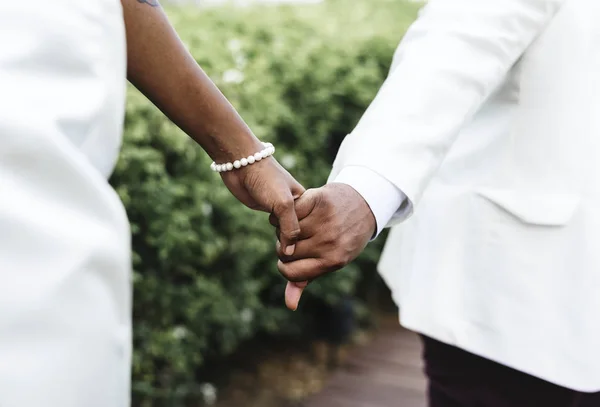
top-left (221, 158), bottom-right (305, 255)
top-left (121, 0), bottom-right (306, 281)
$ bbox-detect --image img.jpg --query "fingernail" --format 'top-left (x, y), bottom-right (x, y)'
top-left (285, 244), bottom-right (295, 255)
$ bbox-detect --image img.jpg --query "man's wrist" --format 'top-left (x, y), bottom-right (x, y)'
top-left (331, 166), bottom-right (406, 239)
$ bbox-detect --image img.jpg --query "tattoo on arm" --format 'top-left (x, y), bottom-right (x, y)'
top-left (137, 0), bottom-right (160, 6)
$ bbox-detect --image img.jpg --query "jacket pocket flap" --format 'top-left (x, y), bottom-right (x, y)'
top-left (475, 188), bottom-right (580, 226)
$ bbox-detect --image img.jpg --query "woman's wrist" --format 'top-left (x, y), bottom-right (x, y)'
top-left (211, 142), bottom-right (275, 172)
top-left (199, 129), bottom-right (265, 164)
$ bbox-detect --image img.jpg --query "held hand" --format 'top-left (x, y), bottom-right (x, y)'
top-left (272, 183), bottom-right (377, 310)
top-left (221, 157), bottom-right (305, 255)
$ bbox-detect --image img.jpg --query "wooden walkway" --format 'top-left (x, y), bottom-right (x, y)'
top-left (304, 321), bottom-right (427, 407)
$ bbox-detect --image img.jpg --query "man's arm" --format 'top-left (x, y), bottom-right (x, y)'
top-left (276, 0), bottom-right (567, 309)
top-left (121, 0), bottom-right (304, 253)
top-left (328, 0), bottom-right (567, 227)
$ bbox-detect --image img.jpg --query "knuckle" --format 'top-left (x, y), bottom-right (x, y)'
top-left (283, 227), bottom-right (301, 240)
top-left (279, 266), bottom-right (301, 282)
top-left (274, 197), bottom-right (294, 212)
top-left (277, 261), bottom-right (290, 276)
top-left (314, 259), bottom-right (331, 276)
top-left (316, 194), bottom-right (330, 211)
top-left (323, 229), bottom-right (343, 247)
top-left (321, 188), bottom-right (339, 207)
top-left (328, 249), bottom-right (350, 270)
top-left (323, 231), bottom-right (337, 245)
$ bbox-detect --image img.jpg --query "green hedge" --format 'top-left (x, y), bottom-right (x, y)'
top-left (110, 0), bottom-right (420, 404)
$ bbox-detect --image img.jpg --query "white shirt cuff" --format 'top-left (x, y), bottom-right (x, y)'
top-left (331, 166), bottom-right (406, 239)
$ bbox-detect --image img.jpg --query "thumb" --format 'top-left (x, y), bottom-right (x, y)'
top-left (293, 188), bottom-right (321, 221)
top-left (290, 178), bottom-right (305, 200)
top-left (268, 187), bottom-right (321, 228)
top-left (273, 194), bottom-right (301, 256)
top-left (285, 280), bottom-right (309, 311)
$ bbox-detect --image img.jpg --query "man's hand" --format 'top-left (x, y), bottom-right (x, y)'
top-left (272, 183), bottom-right (376, 310)
top-left (222, 158), bottom-right (305, 255)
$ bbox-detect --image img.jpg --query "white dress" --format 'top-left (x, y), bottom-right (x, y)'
top-left (0, 1), bottom-right (131, 406)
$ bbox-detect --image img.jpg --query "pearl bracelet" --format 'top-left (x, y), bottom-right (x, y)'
top-left (210, 142), bottom-right (275, 173)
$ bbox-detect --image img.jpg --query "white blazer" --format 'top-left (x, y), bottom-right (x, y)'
top-left (330, 0), bottom-right (600, 391)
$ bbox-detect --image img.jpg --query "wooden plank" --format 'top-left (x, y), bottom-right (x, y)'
top-left (305, 327), bottom-right (427, 407)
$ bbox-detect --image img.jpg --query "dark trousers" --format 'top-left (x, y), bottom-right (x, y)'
top-left (422, 336), bottom-right (600, 407)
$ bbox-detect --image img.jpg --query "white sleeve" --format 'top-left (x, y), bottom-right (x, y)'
top-left (329, 0), bottom-right (566, 222)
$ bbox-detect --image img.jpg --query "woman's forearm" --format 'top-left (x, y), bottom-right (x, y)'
top-left (121, 0), bottom-right (263, 162)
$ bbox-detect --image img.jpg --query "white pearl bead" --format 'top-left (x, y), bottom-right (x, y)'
top-left (209, 141), bottom-right (276, 171)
